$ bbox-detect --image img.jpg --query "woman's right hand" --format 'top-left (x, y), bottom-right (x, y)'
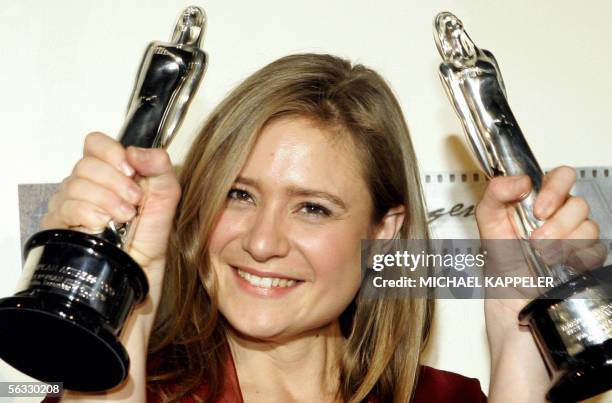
top-left (42, 132), bottom-right (181, 310)
top-left (44, 133), bottom-right (180, 401)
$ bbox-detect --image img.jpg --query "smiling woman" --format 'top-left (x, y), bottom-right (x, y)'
top-left (37, 53), bottom-right (495, 403)
top-left (212, 117), bottom-right (370, 332)
top-left (44, 51), bottom-right (600, 403)
top-left (146, 54), bottom-right (437, 402)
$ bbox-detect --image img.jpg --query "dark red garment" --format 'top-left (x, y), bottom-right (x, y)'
top-left (43, 357), bottom-right (486, 402)
top-left (413, 366), bottom-right (487, 403)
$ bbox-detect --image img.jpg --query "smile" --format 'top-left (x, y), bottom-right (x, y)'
top-left (236, 268), bottom-right (297, 288)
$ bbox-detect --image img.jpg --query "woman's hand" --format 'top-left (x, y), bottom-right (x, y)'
top-left (42, 132), bottom-right (181, 401)
top-left (476, 166), bottom-right (598, 242)
top-left (477, 166), bottom-right (601, 307)
top-left (476, 166), bottom-right (600, 403)
top-left (42, 132), bottom-right (181, 313)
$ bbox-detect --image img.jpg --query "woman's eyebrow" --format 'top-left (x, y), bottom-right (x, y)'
top-left (235, 176), bottom-right (258, 188)
top-left (234, 176), bottom-right (347, 210)
top-left (286, 186), bottom-right (347, 210)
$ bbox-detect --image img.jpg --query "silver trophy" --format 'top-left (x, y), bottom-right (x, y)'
top-left (434, 12), bottom-right (612, 402)
top-left (0, 6), bottom-right (207, 391)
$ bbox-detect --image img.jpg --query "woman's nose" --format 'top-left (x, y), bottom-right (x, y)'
top-left (241, 207), bottom-right (290, 262)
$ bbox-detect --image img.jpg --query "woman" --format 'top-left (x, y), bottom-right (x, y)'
top-left (43, 54), bottom-right (597, 402)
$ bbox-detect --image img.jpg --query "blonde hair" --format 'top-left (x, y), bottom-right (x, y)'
top-left (147, 53), bottom-right (433, 402)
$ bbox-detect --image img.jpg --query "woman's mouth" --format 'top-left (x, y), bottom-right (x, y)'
top-left (236, 268), bottom-right (297, 288)
top-left (230, 265), bottom-right (304, 297)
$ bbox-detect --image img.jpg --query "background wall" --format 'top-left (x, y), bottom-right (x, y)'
top-left (0, 0), bottom-right (610, 401)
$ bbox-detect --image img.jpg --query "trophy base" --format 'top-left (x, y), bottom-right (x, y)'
top-left (0, 293), bottom-right (128, 391)
top-left (519, 264), bottom-right (612, 402)
top-left (550, 360), bottom-right (612, 403)
top-left (0, 229), bottom-right (148, 392)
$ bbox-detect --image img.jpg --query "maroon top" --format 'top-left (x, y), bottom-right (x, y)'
top-left (413, 366), bottom-right (487, 403)
top-left (43, 357), bottom-right (486, 402)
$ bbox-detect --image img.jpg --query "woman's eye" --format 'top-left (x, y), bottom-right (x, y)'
top-left (300, 203), bottom-right (331, 217)
top-left (228, 188), bottom-right (254, 203)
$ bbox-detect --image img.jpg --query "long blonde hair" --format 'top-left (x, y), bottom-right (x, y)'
top-left (147, 53), bottom-right (433, 402)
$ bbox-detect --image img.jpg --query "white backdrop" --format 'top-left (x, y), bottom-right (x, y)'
top-left (0, 1), bottom-right (611, 401)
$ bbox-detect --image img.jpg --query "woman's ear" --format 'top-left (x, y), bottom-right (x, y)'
top-left (372, 205), bottom-right (406, 239)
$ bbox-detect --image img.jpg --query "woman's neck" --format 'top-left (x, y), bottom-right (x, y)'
top-left (226, 321), bottom-right (344, 402)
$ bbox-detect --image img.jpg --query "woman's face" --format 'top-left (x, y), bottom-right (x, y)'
top-left (209, 116), bottom-right (375, 341)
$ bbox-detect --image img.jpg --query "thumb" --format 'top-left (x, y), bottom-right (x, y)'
top-left (477, 175), bottom-right (531, 223)
top-left (125, 147), bottom-right (180, 205)
top-left (125, 147), bottom-right (174, 178)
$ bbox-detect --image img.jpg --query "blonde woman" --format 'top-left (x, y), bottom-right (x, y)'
top-left (43, 54), bottom-right (597, 402)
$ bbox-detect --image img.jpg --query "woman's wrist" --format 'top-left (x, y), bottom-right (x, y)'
top-left (488, 329), bottom-right (549, 403)
top-left (486, 301), bottom-right (549, 403)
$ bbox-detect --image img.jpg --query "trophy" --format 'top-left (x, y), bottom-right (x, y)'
top-left (0, 6), bottom-right (207, 391)
top-left (434, 12), bottom-right (612, 402)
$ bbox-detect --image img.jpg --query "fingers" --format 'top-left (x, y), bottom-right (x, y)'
top-left (43, 200), bottom-right (111, 232)
top-left (531, 196), bottom-right (594, 239)
top-left (527, 166), bottom-right (602, 270)
top-left (72, 156), bottom-right (143, 205)
top-left (125, 147), bottom-right (175, 177)
top-left (42, 131), bottom-right (180, 234)
top-left (52, 177), bottom-right (137, 223)
top-left (83, 132), bottom-right (135, 176)
top-left (43, 132), bottom-right (164, 232)
top-left (480, 167), bottom-right (595, 241)
top-left (567, 219), bottom-right (600, 240)
top-left (532, 238), bottom-right (606, 272)
top-left (567, 241), bottom-right (608, 270)
top-left (476, 175), bottom-right (531, 220)
top-left (80, 133), bottom-right (173, 188)
top-left (534, 166), bottom-right (576, 220)
top-left (125, 147), bottom-right (181, 202)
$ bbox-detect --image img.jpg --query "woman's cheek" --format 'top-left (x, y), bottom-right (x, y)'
top-left (209, 208), bottom-right (248, 253)
top-left (296, 225), bottom-right (363, 292)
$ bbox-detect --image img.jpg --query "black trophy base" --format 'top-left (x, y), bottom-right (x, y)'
top-left (519, 264), bottom-right (612, 402)
top-left (0, 229), bottom-right (148, 392)
top-left (551, 360), bottom-right (612, 403)
top-left (0, 293), bottom-right (128, 391)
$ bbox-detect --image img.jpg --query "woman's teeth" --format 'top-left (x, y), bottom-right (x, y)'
top-left (237, 269), bottom-right (296, 288)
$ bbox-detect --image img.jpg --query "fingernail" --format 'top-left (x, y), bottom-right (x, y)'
top-left (513, 176), bottom-right (530, 201)
top-left (131, 147), bottom-right (149, 161)
top-left (536, 199), bottom-right (552, 219)
top-left (120, 202), bottom-right (136, 219)
top-left (127, 185), bottom-right (141, 203)
top-left (120, 160), bottom-right (134, 177)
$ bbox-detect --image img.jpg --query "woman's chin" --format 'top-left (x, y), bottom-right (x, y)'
top-left (228, 320), bottom-right (292, 342)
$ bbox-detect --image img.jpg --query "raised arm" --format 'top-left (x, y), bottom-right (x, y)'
top-left (43, 132), bottom-right (181, 402)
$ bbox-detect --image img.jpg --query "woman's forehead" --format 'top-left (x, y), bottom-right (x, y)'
top-left (238, 116), bottom-right (367, 195)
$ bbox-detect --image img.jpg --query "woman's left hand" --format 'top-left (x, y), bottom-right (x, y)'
top-left (478, 166), bottom-right (602, 307)
top-left (475, 165), bottom-right (601, 402)
top-left (477, 166), bottom-right (599, 242)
